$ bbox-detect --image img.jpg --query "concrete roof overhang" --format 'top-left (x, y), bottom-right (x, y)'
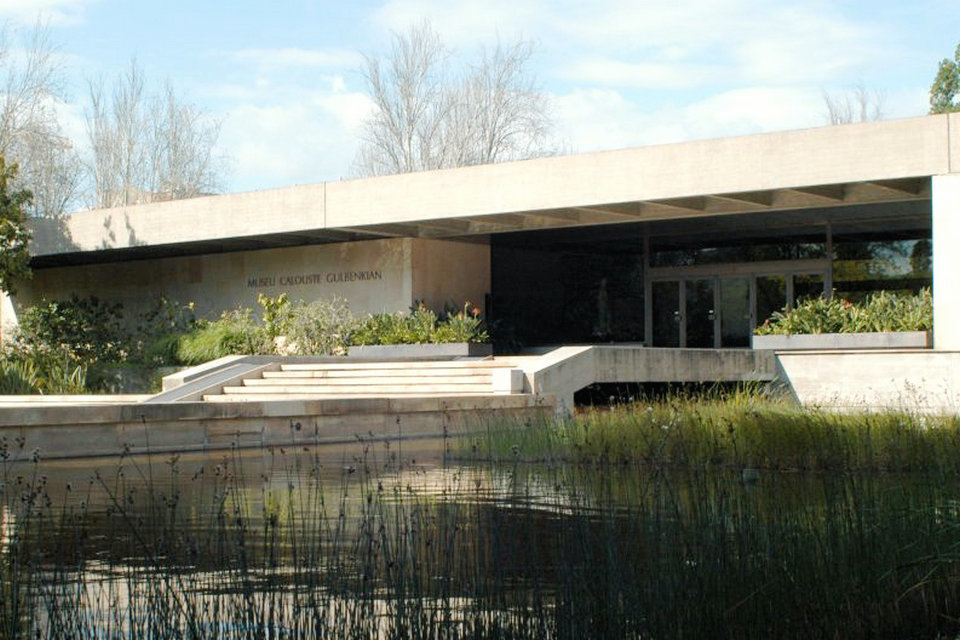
top-left (30, 114), bottom-right (958, 268)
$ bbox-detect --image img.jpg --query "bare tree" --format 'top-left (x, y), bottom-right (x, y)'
top-left (0, 23), bottom-right (81, 217)
top-left (86, 60), bottom-right (223, 208)
top-left (823, 83), bottom-right (886, 125)
top-left (353, 22), bottom-right (553, 177)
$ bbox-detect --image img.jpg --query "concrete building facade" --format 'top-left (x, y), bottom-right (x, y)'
top-left (8, 114), bottom-right (955, 361)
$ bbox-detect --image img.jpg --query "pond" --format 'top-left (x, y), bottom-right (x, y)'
top-left (3, 435), bottom-right (960, 639)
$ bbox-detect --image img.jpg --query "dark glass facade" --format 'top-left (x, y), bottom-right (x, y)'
top-left (490, 225), bottom-right (645, 346)
top-left (489, 202), bottom-right (931, 350)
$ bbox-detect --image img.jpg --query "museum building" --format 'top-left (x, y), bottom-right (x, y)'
top-left (8, 114), bottom-right (959, 353)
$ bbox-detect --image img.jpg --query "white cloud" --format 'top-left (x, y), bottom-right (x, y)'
top-left (680, 87), bottom-right (824, 135)
top-left (217, 82), bottom-right (372, 190)
top-left (553, 85), bottom-right (827, 155)
top-left (560, 57), bottom-right (721, 90)
top-left (372, 0), bottom-right (543, 45)
top-left (0, 0), bottom-right (94, 25)
top-left (228, 47), bottom-right (363, 72)
top-left (731, 7), bottom-right (883, 85)
top-left (371, 0), bottom-right (889, 93)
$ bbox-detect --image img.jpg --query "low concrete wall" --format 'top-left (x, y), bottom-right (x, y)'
top-left (503, 345), bottom-right (778, 415)
top-left (775, 349), bottom-right (960, 413)
top-left (0, 394), bottom-right (553, 460)
top-left (753, 331), bottom-right (931, 351)
top-left (346, 343), bottom-right (493, 359)
top-left (593, 347), bottom-right (777, 383)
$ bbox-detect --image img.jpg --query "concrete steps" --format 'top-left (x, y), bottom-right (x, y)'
top-left (201, 359), bottom-right (525, 402)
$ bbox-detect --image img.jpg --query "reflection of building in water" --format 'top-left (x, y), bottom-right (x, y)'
top-left (0, 504), bottom-right (14, 553)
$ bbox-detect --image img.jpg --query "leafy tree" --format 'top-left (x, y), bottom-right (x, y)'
top-left (930, 43), bottom-right (960, 114)
top-left (0, 157), bottom-right (31, 293)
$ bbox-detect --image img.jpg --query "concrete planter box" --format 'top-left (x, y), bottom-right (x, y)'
top-left (347, 342), bottom-right (493, 359)
top-left (752, 330), bottom-right (931, 351)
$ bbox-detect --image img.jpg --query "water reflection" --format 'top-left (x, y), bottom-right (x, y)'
top-left (4, 439), bottom-right (960, 638)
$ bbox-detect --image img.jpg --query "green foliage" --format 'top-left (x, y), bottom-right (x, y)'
top-left (1, 293), bottom-right (488, 391)
top-left (16, 295), bottom-right (128, 363)
top-left (0, 355), bottom-right (86, 395)
top-left (257, 292), bottom-right (290, 339)
top-left (129, 297), bottom-right (198, 366)
top-left (0, 157), bottom-right (33, 294)
top-left (754, 288), bottom-right (932, 335)
top-left (174, 295), bottom-right (361, 362)
top-left (282, 296), bottom-right (356, 355)
top-left (176, 308), bottom-right (272, 365)
top-left (3, 295), bottom-right (194, 393)
top-left (351, 302), bottom-right (488, 345)
top-left (930, 42), bottom-right (960, 114)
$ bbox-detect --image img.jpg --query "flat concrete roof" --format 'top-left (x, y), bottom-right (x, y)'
top-left (30, 114), bottom-right (956, 266)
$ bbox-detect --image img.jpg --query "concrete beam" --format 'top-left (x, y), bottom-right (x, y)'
top-left (30, 115), bottom-right (954, 258)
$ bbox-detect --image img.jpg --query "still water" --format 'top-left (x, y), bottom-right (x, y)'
top-left (4, 437), bottom-right (960, 639)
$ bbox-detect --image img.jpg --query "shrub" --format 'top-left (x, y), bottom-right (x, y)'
top-left (0, 353), bottom-right (87, 395)
top-left (15, 295), bottom-right (128, 364)
top-left (755, 288), bottom-right (932, 335)
top-left (282, 297), bottom-right (356, 355)
top-left (3, 295), bottom-right (196, 393)
top-left (350, 302), bottom-right (488, 346)
top-left (436, 302), bottom-right (489, 343)
top-left (129, 297), bottom-right (198, 366)
top-left (176, 308), bottom-right (272, 365)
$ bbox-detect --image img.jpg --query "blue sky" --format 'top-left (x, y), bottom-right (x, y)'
top-left (2, 0), bottom-right (959, 194)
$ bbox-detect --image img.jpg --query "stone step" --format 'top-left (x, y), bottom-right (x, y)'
top-left (203, 391), bottom-right (501, 402)
top-left (243, 375), bottom-right (492, 387)
top-left (279, 360), bottom-right (513, 372)
top-left (221, 382), bottom-right (495, 395)
top-left (262, 368), bottom-right (497, 379)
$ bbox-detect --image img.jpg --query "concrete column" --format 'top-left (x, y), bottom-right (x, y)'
top-left (933, 174), bottom-right (960, 349)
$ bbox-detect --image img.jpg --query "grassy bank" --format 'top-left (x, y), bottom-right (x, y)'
top-left (460, 389), bottom-right (960, 472)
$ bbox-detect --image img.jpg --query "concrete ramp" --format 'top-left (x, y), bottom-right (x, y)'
top-left (498, 346), bottom-right (778, 414)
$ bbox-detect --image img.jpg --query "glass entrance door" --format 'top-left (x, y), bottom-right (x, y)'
top-left (651, 280), bottom-right (681, 347)
top-left (685, 278), bottom-right (715, 348)
top-left (719, 277), bottom-right (751, 347)
top-left (650, 270), bottom-right (826, 348)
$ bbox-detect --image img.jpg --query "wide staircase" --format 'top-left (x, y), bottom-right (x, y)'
top-left (202, 359), bottom-right (524, 402)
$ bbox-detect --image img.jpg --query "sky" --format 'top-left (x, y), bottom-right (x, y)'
top-left (2, 0), bottom-right (959, 195)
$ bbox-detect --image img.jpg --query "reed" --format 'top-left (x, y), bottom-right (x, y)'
top-left (462, 388), bottom-right (960, 472)
top-left (1, 435), bottom-right (960, 637)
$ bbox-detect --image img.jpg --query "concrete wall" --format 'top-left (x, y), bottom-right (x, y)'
top-left (933, 174), bottom-right (960, 350)
top-left (411, 238), bottom-right (491, 313)
top-left (3, 236), bottom-right (491, 332)
top-left (16, 238), bottom-right (410, 321)
top-left (0, 394), bottom-right (552, 459)
top-left (776, 350), bottom-right (960, 413)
